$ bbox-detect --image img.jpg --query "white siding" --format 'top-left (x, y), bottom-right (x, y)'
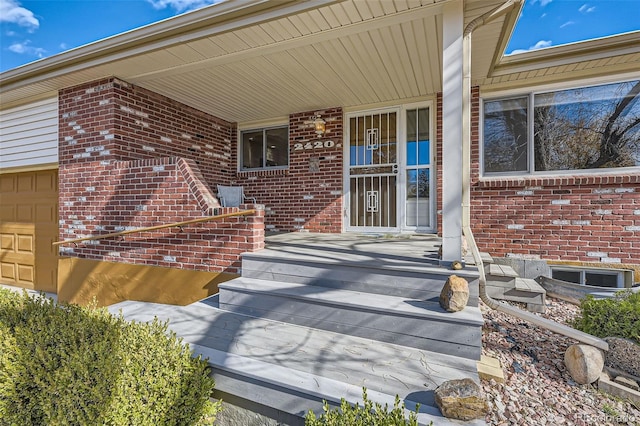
top-left (0, 97), bottom-right (58, 170)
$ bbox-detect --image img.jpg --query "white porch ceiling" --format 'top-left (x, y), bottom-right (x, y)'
top-left (1, 0), bottom-right (519, 123)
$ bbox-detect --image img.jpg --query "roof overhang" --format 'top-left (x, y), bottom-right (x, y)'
top-left (1, 0), bottom-right (521, 123)
top-left (480, 30), bottom-right (640, 94)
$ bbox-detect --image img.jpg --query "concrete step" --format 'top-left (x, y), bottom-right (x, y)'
top-left (486, 263), bottom-right (518, 285)
top-left (242, 250), bottom-right (480, 306)
top-left (487, 277), bottom-right (547, 313)
top-left (109, 299), bottom-right (485, 426)
top-left (465, 251), bottom-right (494, 266)
top-left (218, 277), bottom-right (483, 360)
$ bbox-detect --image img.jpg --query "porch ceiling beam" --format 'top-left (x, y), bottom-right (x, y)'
top-left (127, 1), bottom-right (446, 82)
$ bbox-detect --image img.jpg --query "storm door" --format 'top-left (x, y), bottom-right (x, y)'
top-left (346, 110), bottom-right (399, 231)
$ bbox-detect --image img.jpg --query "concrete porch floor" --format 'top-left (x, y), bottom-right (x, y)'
top-left (263, 232), bottom-right (444, 267)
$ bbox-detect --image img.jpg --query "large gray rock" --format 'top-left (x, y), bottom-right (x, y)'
top-left (439, 275), bottom-right (469, 312)
top-left (564, 344), bottom-right (605, 384)
top-left (434, 378), bottom-right (488, 420)
top-left (604, 337), bottom-right (640, 378)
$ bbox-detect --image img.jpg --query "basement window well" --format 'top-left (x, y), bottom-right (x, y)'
top-left (550, 266), bottom-right (631, 288)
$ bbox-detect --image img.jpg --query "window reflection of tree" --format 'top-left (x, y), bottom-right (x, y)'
top-left (484, 80), bottom-right (640, 174)
top-left (407, 169), bottom-right (429, 198)
top-left (484, 98), bottom-right (528, 173)
top-left (535, 80), bottom-right (640, 171)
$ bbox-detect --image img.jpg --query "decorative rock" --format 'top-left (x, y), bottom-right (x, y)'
top-left (604, 337), bottom-right (640, 378)
top-left (435, 378), bottom-right (488, 420)
top-left (564, 344), bottom-right (605, 384)
top-left (439, 275), bottom-right (469, 312)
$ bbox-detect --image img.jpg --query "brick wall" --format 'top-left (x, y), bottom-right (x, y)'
top-left (59, 77), bottom-right (234, 185)
top-left (233, 107), bottom-right (344, 233)
top-left (58, 78), bottom-right (263, 274)
top-left (58, 157), bottom-right (263, 274)
top-left (470, 87), bottom-right (640, 267)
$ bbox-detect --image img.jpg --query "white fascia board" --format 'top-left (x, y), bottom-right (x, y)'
top-left (0, 0), bottom-right (340, 92)
top-left (492, 30), bottom-right (640, 77)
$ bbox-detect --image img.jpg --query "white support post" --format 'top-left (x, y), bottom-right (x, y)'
top-left (441, 0), bottom-right (464, 264)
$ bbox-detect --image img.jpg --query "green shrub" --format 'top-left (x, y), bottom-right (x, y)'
top-left (572, 290), bottom-right (640, 344)
top-left (0, 288), bottom-right (220, 425)
top-left (305, 388), bottom-right (426, 426)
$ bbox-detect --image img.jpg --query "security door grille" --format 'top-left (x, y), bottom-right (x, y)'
top-left (348, 111), bottom-right (398, 228)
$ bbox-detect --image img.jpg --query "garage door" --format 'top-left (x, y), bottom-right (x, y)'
top-left (0, 170), bottom-right (58, 292)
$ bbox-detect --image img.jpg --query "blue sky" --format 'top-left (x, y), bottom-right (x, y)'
top-left (1, 0), bottom-right (639, 73)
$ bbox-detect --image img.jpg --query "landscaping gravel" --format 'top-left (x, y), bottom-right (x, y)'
top-left (480, 297), bottom-right (640, 426)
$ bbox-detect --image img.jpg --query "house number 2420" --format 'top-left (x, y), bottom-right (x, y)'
top-left (293, 140), bottom-right (336, 150)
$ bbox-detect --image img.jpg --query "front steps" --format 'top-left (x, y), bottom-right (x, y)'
top-left (231, 246), bottom-right (482, 359)
top-left (219, 277), bottom-right (483, 360)
top-left (113, 234), bottom-right (487, 425)
top-left (242, 249), bottom-right (481, 305)
top-left (211, 238), bottom-right (486, 424)
top-left (110, 299), bottom-right (485, 426)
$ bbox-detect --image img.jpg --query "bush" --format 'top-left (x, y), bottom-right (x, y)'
top-left (0, 289), bottom-right (220, 425)
top-left (305, 388), bottom-right (426, 426)
top-left (572, 290), bottom-right (640, 344)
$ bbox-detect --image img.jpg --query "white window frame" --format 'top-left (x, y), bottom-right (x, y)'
top-left (480, 77), bottom-right (640, 178)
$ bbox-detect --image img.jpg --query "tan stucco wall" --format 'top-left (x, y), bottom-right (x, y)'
top-left (58, 257), bottom-right (236, 307)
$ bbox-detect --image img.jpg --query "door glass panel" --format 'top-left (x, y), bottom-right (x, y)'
top-left (405, 107), bottom-right (431, 228)
top-left (417, 108), bottom-right (430, 165)
top-left (350, 113), bottom-right (397, 166)
top-left (407, 109), bottom-right (418, 166)
top-left (406, 169), bottom-right (430, 227)
top-left (350, 175), bottom-right (397, 227)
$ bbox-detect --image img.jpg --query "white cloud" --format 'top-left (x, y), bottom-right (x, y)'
top-left (0, 0), bottom-right (39, 29)
top-left (509, 39), bottom-right (553, 55)
top-left (533, 0), bottom-right (553, 6)
top-left (560, 21), bottom-right (575, 29)
top-left (579, 4), bottom-right (596, 13)
top-left (8, 40), bottom-right (46, 57)
top-left (147, 0), bottom-right (217, 12)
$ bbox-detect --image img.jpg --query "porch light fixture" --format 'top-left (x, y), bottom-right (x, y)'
top-left (313, 114), bottom-right (326, 137)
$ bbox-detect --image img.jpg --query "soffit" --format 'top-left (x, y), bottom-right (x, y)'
top-left (479, 31), bottom-right (640, 93)
top-left (0, 0), bottom-right (515, 123)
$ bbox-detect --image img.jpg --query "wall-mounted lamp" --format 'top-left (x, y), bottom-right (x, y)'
top-left (313, 114), bottom-right (326, 137)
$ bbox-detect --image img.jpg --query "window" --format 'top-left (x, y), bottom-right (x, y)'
top-left (483, 80), bottom-right (640, 175)
top-left (551, 267), bottom-right (627, 288)
top-left (240, 126), bottom-right (289, 170)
